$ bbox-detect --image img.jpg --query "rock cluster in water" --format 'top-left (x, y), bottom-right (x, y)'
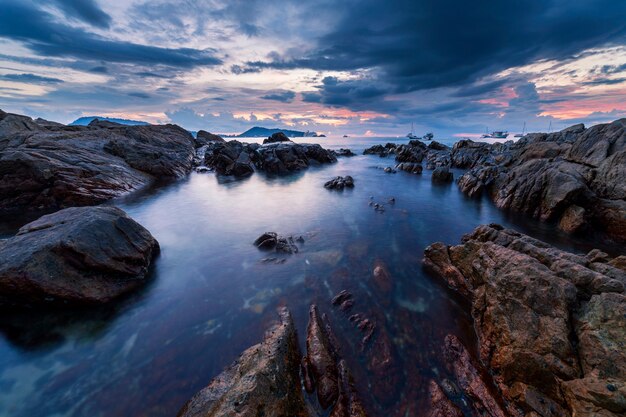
top-left (363, 119), bottom-right (626, 242)
top-left (325, 175), bottom-right (355, 190)
top-left (254, 232), bottom-right (300, 254)
top-left (0, 110), bottom-right (196, 214)
top-left (424, 223), bottom-right (626, 417)
top-left (0, 206), bottom-right (159, 306)
top-left (204, 133), bottom-right (336, 177)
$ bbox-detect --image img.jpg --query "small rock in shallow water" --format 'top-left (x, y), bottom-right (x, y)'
top-left (324, 175), bottom-right (355, 190)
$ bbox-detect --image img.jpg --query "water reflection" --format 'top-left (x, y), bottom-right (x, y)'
top-left (0, 139), bottom-right (619, 417)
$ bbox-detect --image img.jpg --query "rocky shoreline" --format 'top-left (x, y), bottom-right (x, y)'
top-left (363, 119), bottom-right (626, 242)
top-left (0, 108), bottom-right (624, 416)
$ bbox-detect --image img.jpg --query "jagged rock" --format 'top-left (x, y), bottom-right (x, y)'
top-left (428, 141), bottom-right (449, 151)
top-left (426, 380), bottom-right (463, 417)
top-left (177, 308), bottom-right (307, 417)
top-left (325, 176), bottom-right (355, 190)
top-left (0, 206), bottom-right (159, 306)
top-left (194, 130), bottom-right (224, 148)
top-left (431, 166), bottom-right (453, 183)
top-left (306, 305), bottom-right (339, 409)
top-left (263, 131), bottom-right (291, 144)
top-left (424, 224), bottom-right (626, 417)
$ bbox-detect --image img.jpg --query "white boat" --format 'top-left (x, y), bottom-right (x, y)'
top-left (514, 122), bottom-right (526, 138)
top-left (482, 129), bottom-right (508, 139)
top-left (406, 123), bottom-right (419, 139)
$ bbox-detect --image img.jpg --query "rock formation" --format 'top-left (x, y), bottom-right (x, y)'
top-left (424, 224), bottom-right (626, 417)
top-left (0, 109), bottom-right (195, 213)
top-left (205, 140), bottom-right (336, 177)
top-left (177, 308), bottom-right (308, 417)
top-left (325, 176), bottom-right (355, 190)
top-left (0, 206), bottom-right (159, 306)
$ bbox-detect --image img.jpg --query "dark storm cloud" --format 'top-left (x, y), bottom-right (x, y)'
top-left (49, 0), bottom-right (112, 28)
top-left (246, 0), bottom-right (626, 94)
top-left (1, 73), bottom-right (64, 84)
top-left (260, 90), bottom-right (296, 103)
top-left (0, 1), bottom-right (222, 68)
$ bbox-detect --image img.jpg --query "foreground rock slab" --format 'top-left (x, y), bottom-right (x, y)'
top-left (177, 308), bottom-right (307, 417)
top-left (424, 224), bottom-right (626, 417)
top-left (0, 206), bottom-right (159, 306)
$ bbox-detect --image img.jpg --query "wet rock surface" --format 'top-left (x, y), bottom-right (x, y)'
top-left (424, 224), bottom-right (626, 417)
top-left (333, 148), bottom-right (356, 157)
top-left (194, 130), bottom-right (224, 148)
top-left (325, 176), bottom-right (355, 190)
top-left (431, 166), bottom-right (453, 183)
top-left (0, 109), bottom-right (195, 213)
top-left (177, 308), bottom-right (307, 417)
top-left (0, 206), bottom-right (159, 306)
top-left (254, 232), bottom-right (300, 254)
top-left (205, 139), bottom-right (336, 177)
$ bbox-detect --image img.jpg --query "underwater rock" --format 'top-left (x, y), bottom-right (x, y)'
top-left (0, 206), bottom-right (159, 306)
top-left (253, 232), bottom-right (299, 254)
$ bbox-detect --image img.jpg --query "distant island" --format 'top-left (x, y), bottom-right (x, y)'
top-left (232, 126), bottom-right (324, 138)
top-left (70, 116), bottom-right (149, 126)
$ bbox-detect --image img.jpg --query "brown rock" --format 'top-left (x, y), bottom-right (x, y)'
top-left (177, 308), bottom-right (307, 417)
top-left (558, 204), bottom-right (586, 233)
top-left (426, 380), bottom-right (463, 417)
top-left (306, 304), bottom-right (339, 409)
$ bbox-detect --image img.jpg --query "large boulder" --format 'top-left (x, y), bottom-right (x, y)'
top-left (424, 224), bottom-right (626, 417)
top-left (0, 206), bottom-right (159, 306)
top-left (177, 308), bottom-right (307, 417)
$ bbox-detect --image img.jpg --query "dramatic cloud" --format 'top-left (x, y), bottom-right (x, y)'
top-left (0, 1), bottom-right (221, 67)
top-left (0, 0), bottom-right (625, 136)
top-left (49, 0), bottom-right (112, 28)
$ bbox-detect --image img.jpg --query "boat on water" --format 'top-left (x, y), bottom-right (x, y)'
top-left (343, 134), bottom-right (349, 138)
top-left (423, 132), bottom-right (434, 141)
top-left (406, 123), bottom-right (419, 139)
top-left (482, 130), bottom-right (509, 139)
top-left (514, 122), bottom-right (526, 138)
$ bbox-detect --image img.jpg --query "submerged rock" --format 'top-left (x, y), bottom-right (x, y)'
top-left (396, 162), bottom-right (423, 174)
top-left (325, 176), bottom-right (355, 190)
top-left (177, 308), bottom-right (307, 417)
top-left (0, 206), bottom-right (159, 306)
top-left (253, 232), bottom-right (299, 254)
top-left (424, 224), bottom-right (626, 417)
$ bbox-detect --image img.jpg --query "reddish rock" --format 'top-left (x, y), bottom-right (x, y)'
top-left (177, 308), bottom-right (307, 417)
top-left (306, 305), bottom-right (339, 409)
top-left (426, 380), bottom-right (463, 417)
top-left (424, 224), bottom-right (626, 417)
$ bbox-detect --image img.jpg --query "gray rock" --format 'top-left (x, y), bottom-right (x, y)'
top-left (0, 206), bottom-right (159, 306)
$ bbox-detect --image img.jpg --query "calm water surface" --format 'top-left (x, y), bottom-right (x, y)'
top-left (0, 136), bottom-right (614, 417)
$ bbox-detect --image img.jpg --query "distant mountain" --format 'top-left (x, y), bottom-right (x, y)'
top-left (70, 116), bottom-right (149, 126)
top-left (236, 126), bottom-right (322, 138)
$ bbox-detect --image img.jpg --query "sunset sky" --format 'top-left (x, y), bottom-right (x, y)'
top-left (1, 0), bottom-right (625, 136)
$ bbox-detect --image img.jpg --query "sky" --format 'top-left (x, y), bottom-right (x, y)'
top-left (0, 0), bottom-right (626, 137)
